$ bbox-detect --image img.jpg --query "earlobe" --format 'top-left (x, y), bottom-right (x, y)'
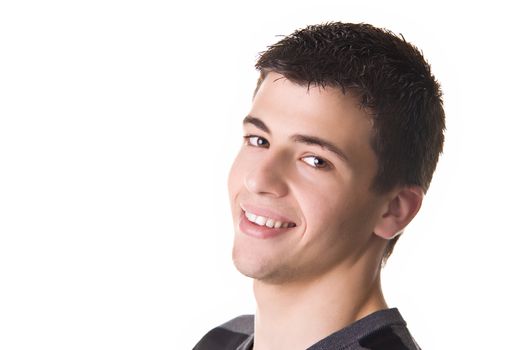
top-left (373, 186), bottom-right (424, 240)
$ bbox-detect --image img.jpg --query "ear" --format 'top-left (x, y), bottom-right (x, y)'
top-left (373, 186), bottom-right (424, 240)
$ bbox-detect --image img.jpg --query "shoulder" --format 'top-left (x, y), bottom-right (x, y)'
top-left (193, 315), bottom-right (254, 350)
top-left (309, 308), bottom-right (421, 350)
top-left (355, 309), bottom-right (421, 350)
top-left (357, 324), bottom-right (421, 350)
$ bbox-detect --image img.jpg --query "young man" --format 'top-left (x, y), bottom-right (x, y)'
top-left (195, 22), bottom-right (444, 350)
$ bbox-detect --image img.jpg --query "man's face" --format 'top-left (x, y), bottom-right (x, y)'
top-left (228, 72), bottom-right (388, 284)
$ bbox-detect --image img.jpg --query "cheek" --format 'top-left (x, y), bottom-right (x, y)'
top-left (297, 178), bottom-right (372, 241)
top-left (297, 180), bottom-right (348, 232)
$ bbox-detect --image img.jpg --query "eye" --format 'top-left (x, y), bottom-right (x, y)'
top-left (243, 135), bottom-right (269, 148)
top-left (302, 155), bottom-right (331, 169)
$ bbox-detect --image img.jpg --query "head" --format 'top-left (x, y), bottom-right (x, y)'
top-left (228, 22), bottom-right (444, 284)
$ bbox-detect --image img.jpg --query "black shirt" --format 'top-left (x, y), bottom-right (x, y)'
top-left (194, 308), bottom-right (421, 349)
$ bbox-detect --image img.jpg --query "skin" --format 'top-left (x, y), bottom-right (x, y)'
top-left (228, 72), bottom-right (423, 350)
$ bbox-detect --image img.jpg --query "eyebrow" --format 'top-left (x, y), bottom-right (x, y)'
top-left (242, 115), bottom-right (349, 163)
top-left (243, 115), bottom-right (271, 134)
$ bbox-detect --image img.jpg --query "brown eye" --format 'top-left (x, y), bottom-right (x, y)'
top-left (302, 155), bottom-right (329, 169)
top-left (244, 135), bottom-right (269, 148)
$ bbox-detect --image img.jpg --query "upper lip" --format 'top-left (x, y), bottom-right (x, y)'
top-left (240, 203), bottom-right (297, 225)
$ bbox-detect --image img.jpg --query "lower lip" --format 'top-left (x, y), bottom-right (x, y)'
top-left (239, 212), bottom-right (295, 239)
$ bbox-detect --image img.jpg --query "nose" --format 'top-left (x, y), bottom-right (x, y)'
top-left (244, 151), bottom-right (289, 198)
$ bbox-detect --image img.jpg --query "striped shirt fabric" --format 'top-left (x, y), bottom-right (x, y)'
top-left (194, 308), bottom-right (421, 350)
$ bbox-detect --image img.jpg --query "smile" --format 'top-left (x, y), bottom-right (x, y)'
top-left (244, 211), bottom-right (296, 229)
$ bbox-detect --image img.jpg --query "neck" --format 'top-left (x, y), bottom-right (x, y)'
top-left (252, 255), bottom-right (387, 350)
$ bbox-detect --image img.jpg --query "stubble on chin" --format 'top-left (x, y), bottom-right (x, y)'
top-left (231, 242), bottom-right (302, 285)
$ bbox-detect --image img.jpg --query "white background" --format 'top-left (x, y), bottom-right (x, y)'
top-left (1, 1), bottom-right (524, 349)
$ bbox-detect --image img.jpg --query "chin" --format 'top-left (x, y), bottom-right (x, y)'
top-left (233, 250), bottom-right (300, 285)
top-left (232, 249), bottom-right (274, 281)
top-left (232, 246), bottom-right (262, 278)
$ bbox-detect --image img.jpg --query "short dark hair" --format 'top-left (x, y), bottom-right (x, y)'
top-left (254, 22), bottom-right (445, 261)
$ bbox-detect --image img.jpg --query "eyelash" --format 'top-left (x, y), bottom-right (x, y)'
top-left (242, 134), bottom-right (332, 170)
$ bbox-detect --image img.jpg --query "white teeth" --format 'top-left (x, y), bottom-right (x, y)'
top-left (246, 212), bottom-right (257, 222)
top-left (244, 210), bottom-right (293, 229)
top-left (255, 216), bottom-right (266, 226)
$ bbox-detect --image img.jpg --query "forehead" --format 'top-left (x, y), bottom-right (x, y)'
top-left (250, 73), bottom-right (376, 164)
top-left (253, 72), bottom-right (371, 126)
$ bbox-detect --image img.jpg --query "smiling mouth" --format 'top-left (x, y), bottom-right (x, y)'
top-left (243, 210), bottom-right (297, 229)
